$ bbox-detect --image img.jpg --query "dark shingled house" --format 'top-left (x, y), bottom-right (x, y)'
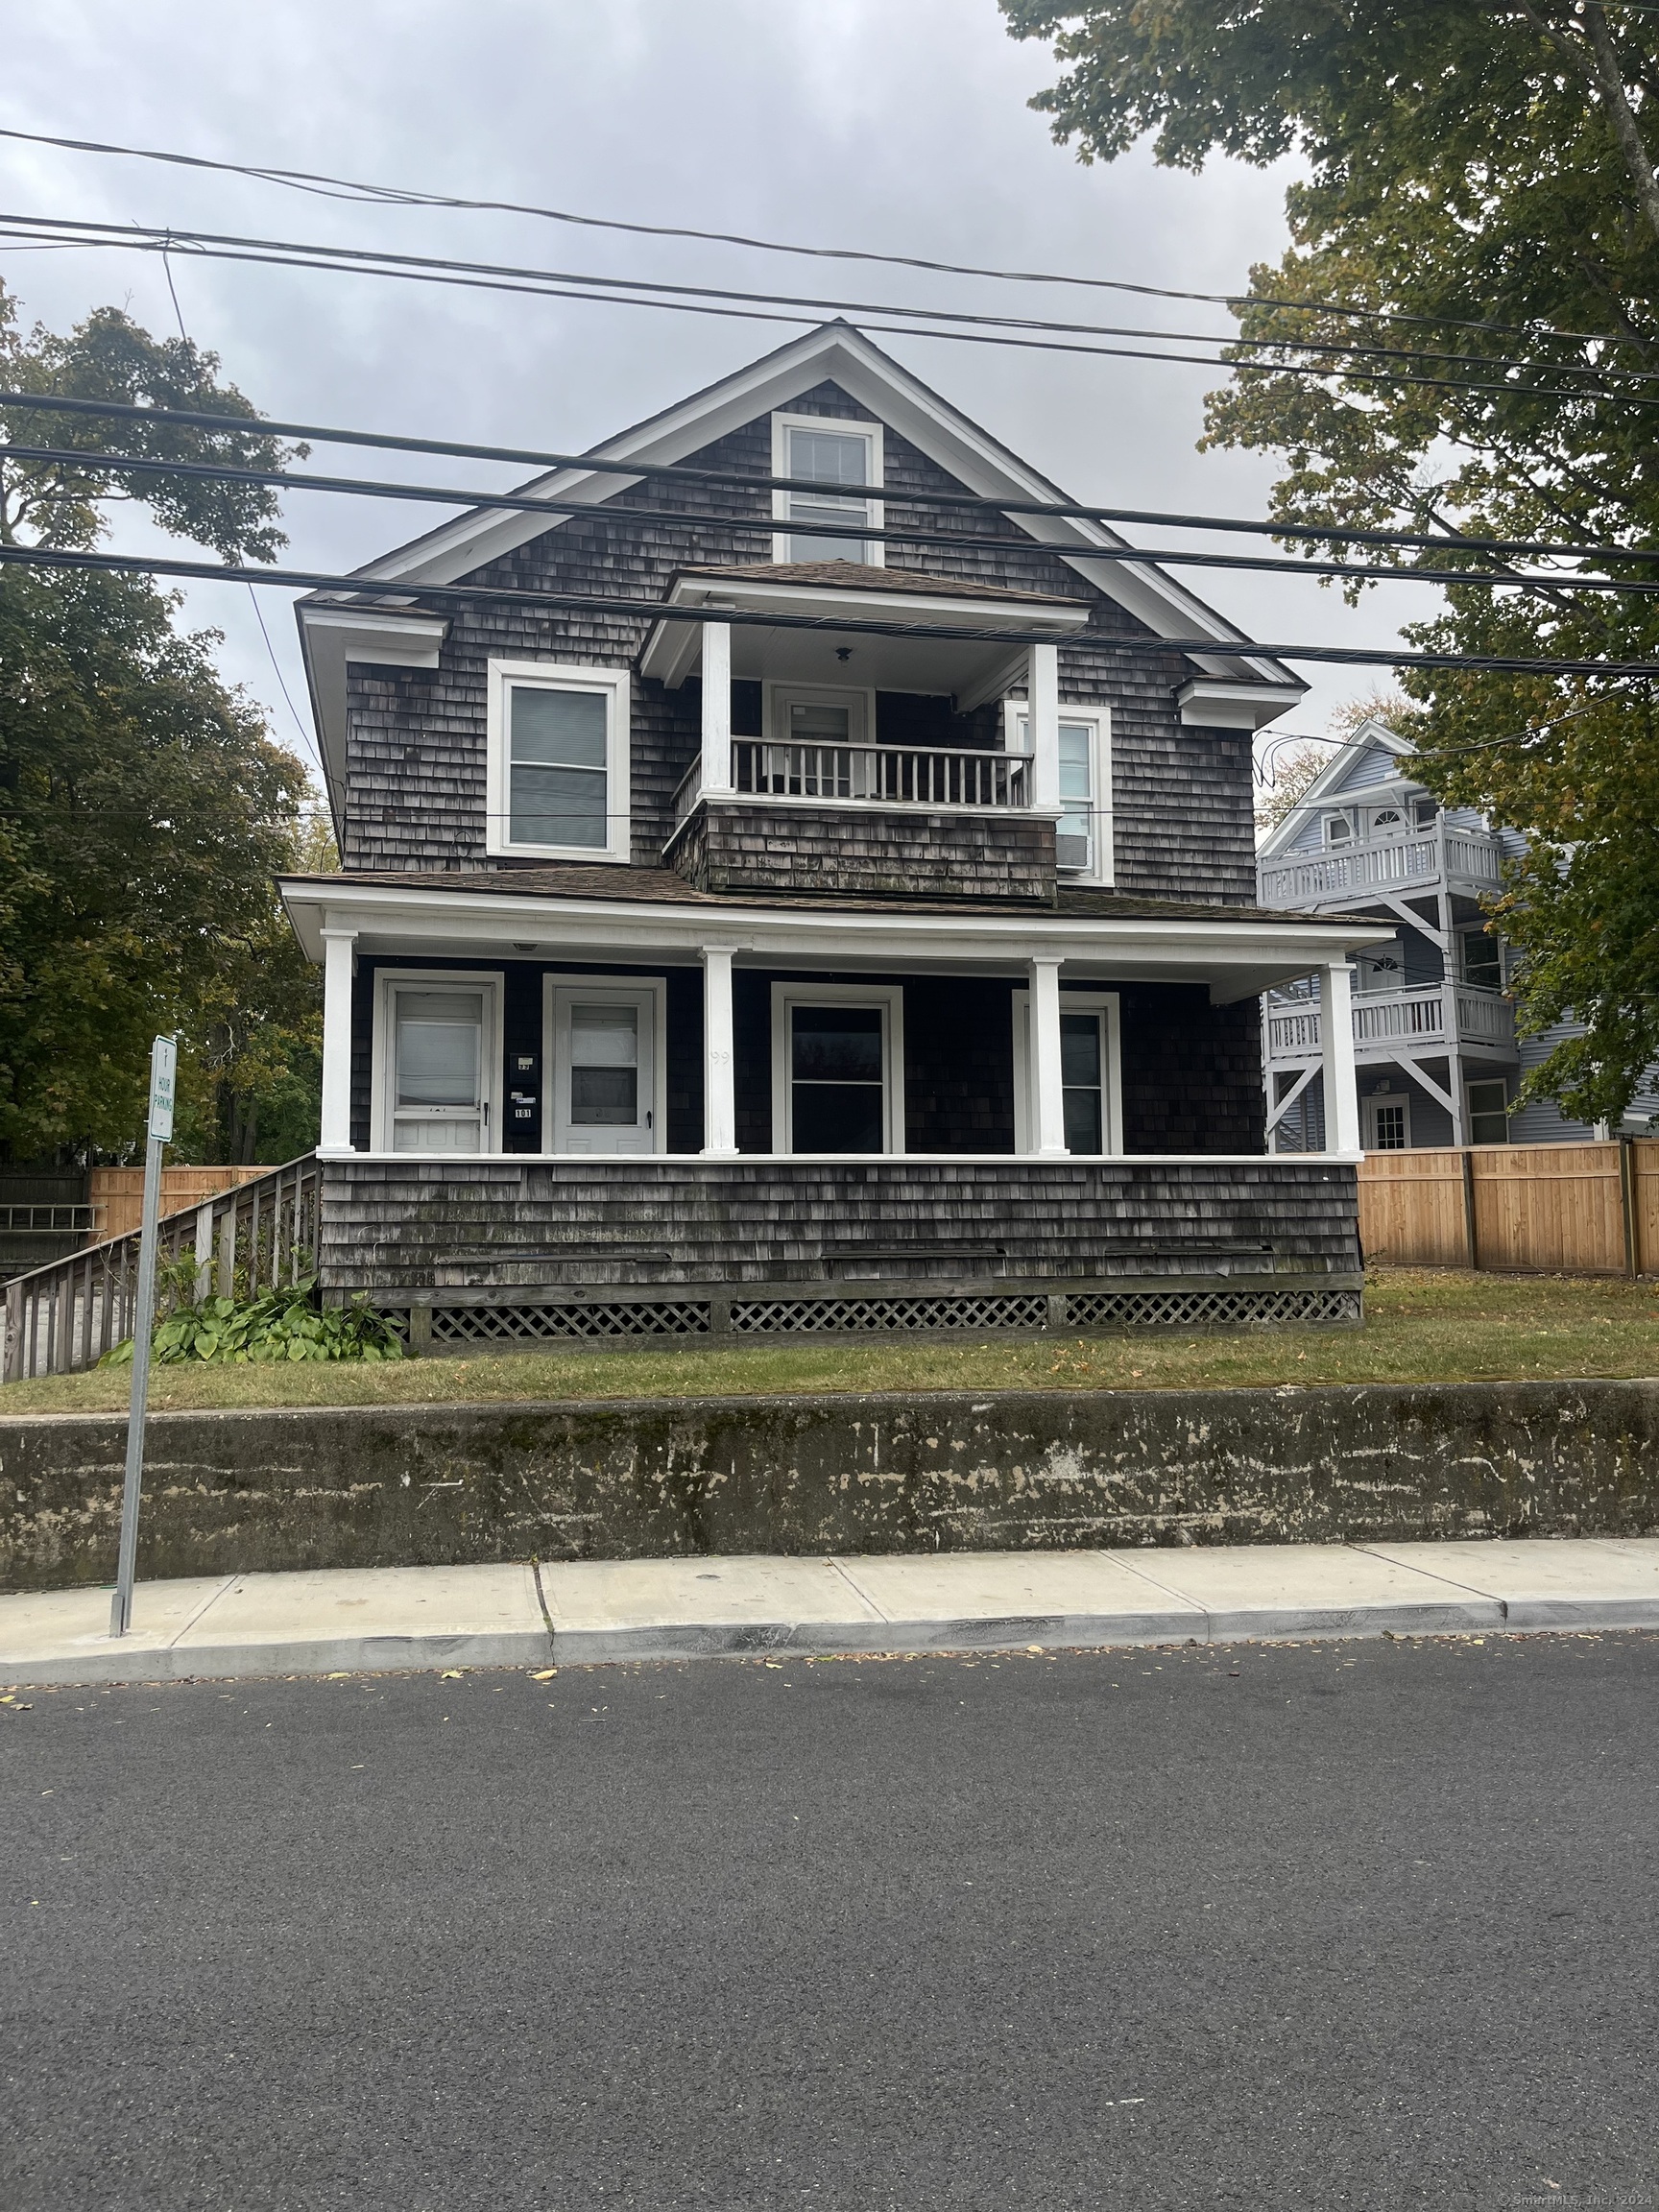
top-left (279, 323), bottom-right (1386, 1349)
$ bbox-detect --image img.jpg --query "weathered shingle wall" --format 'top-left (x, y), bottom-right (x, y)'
top-left (338, 379), bottom-right (1259, 901)
top-left (318, 1154), bottom-right (1361, 1295)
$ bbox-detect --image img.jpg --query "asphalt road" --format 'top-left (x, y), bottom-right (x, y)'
top-left (4, 1632), bottom-right (1657, 2212)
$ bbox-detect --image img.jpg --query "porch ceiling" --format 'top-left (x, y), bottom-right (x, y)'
top-left (640, 567), bottom-right (1089, 707)
top-left (280, 874), bottom-right (1395, 1002)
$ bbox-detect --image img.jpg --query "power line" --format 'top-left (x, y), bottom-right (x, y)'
top-left (5, 539), bottom-right (1658, 680)
top-left (10, 388), bottom-right (1659, 571)
top-left (1, 122), bottom-right (1646, 353)
top-left (3, 210), bottom-right (1653, 411)
top-left (9, 438), bottom-right (1659, 600)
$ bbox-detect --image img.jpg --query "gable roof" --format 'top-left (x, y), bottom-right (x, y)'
top-left (1256, 717), bottom-right (1421, 860)
top-left (301, 322), bottom-right (1305, 696)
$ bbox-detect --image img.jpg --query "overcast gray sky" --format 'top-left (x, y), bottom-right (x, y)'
top-left (1, 0), bottom-right (1439, 786)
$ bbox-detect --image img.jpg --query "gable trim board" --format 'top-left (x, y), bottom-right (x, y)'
top-left (1257, 717), bottom-right (1421, 863)
top-left (297, 323), bottom-right (1306, 803)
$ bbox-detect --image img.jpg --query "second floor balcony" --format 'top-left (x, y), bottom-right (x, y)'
top-left (644, 560), bottom-right (1094, 900)
top-left (1259, 823), bottom-right (1503, 910)
top-left (1266, 977), bottom-right (1516, 1063)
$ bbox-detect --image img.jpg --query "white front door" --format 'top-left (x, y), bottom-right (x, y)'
top-left (385, 981), bottom-right (496, 1152)
top-left (549, 984), bottom-right (660, 1154)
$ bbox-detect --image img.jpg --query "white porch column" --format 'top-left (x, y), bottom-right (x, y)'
top-left (700, 620), bottom-right (733, 795)
top-left (1027, 641), bottom-right (1060, 812)
top-left (1321, 958), bottom-right (1362, 1154)
top-left (1028, 954), bottom-right (1069, 1157)
top-left (701, 945), bottom-right (739, 1157)
top-left (319, 926), bottom-right (358, 1156)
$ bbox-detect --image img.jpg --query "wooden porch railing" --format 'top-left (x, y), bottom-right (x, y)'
top-left (2, 1153), bottom-right (322, 1382)
top-left (673, 741), bottom-right (1031, 826)
top-left (733, 738), bottom-right (1029, 808)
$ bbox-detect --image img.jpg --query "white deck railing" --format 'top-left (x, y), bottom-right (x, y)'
top-left (1260, 829), bottom-right (1503, 907)
top-left (1266, 983), bottom-right (1515, 1059)
top-left (674, 741), bottom-right (1030, 827)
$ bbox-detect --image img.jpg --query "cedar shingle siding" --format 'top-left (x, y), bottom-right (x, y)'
top-left (339, 380), bottom-right (1257, 903)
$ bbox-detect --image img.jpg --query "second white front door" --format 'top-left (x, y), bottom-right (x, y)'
top-left (548, 982), bottom-right (661, 1154)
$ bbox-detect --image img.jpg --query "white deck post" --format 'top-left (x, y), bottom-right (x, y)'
top-left (1321, 959), bottom-right (1362, 1154)
top-left (319, 926), bottom-right (358, 1156)
top-left (701, 620), bottom-right (733, 795)
top-left (1028, 641), bottom-right (1060, 812)
top-left (1028, 954), bottom-right (1069, 1157)
top-left (701, 945), bottom-right (739, 1157)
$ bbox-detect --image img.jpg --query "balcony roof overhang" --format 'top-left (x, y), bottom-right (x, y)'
top-left (279, 872), bottom-right (1394, 1005)
top-left (639, 567), bottom-right (1092, 709)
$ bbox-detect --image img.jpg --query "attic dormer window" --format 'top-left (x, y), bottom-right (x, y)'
top-left (1324, 809), bottom-right (1356, 848)
top-left (772, 413), bottom-right (883, 565)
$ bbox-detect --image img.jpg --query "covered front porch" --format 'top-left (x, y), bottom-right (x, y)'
top-left (279, 876), bottom-right (1386, 1342)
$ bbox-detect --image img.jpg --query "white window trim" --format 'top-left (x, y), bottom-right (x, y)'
top-left (372, 968), bottom-right (502, 1155)
top-left (485, 658), bottom-right (631, 864)
top-left (770, 979), bottom-right (905, 1155)
top-left (1002, 698), bottom-right (1115, 885)
top-left (771, 411), bottom-right (885, 567)
top-left (541, 974), bottom-right (667, 1155)
top-left (1010, 988), bottom-right (1123, 1156)
top-left (1363, 1093), bottom-right (1412, 1152)
top-left (1324, 807), bottom-right (1357, 848)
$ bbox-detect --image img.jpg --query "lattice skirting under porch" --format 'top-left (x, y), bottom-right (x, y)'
top-left (391, 1277), bottom-right (1362, 1352)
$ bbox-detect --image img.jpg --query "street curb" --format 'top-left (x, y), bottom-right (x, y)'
top-left (7, 1597), bottom-right (1659, 1684)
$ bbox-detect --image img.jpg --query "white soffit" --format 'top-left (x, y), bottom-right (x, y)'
top-left (310, 324), bottom-right (1305, 696)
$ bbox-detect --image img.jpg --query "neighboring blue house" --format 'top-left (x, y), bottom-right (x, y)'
top-left (1256, 718), bottom-right (1659, 1151)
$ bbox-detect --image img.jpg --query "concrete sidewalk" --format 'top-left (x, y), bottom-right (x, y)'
top-left (4, 1538), bottom-right (1658, 1685)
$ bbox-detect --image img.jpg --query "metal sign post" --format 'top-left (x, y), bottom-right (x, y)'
top-left (109, 1036), bottom-right (176, 1639)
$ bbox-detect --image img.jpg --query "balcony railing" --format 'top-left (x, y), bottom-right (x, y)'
top-left (1266, 983), bottom-right (1516, 1059)
top-left (1259, 829), bottom-right (1503, 907)
top-left (673, 741), bottom-right (1030, 827)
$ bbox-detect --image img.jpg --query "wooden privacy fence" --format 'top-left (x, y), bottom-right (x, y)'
top-left (89, 1164), bottom-right (272, 1242)
top-left (1358, 1140), bottom-right (1659, 1275)
top-left (3, 1154), bottom-right (321, 1382)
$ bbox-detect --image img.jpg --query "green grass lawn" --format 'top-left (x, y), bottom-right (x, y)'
top-left (3, 1269), bottom-right (1657, 1417)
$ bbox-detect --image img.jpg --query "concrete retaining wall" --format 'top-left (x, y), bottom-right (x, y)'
top-left (3, 1382), bottom-right (1658, 1591)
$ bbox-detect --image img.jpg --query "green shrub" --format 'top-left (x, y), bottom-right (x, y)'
top-left (104, 1276), bottom-right (405, 1366)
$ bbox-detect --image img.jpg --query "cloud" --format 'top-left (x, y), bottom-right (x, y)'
top-left (1, 0), bottom-right (1431, 768)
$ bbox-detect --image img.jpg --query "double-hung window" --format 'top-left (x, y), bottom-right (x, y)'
top-left (1007, 702), bottom-right (1113, 881)
top-left (486, 661), bottom-right (630, 862)
top-left (772, 414), bottom-right (883, 565)
top-left (771, 982), bottom-right (904, 1154)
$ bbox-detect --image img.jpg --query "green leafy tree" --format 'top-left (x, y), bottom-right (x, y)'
top-left (0, 282), bottom-right (323, 1163)
top-left (1, 282), bottom-right (297, 555)
top-left (1001, 0), bottom-right (1659, 1121)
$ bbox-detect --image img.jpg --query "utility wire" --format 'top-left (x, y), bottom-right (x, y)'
top-left (7, 439), bottom-right (1658, 599)
top-left (2, 210), bottom-right (1654, 410)
top-left (9, 389), bottom-right (1659, 571)
top-left (0, 122), bottom-right (1647, 353)
top-left (5, 540), bottom-right (1658, 680)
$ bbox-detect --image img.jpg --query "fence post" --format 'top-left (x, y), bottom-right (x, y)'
top-left (1461, 1149), bottom-right (1479, 1270)
top-left (216, 1202), bottom-right (238, 1299)
top-left (1620, 1136), bottom-right (1639, 1277)
top-left (194, 1201), bottom-right (215, 1302)
top-left (3, 1279), bottom-right (20, 1383)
